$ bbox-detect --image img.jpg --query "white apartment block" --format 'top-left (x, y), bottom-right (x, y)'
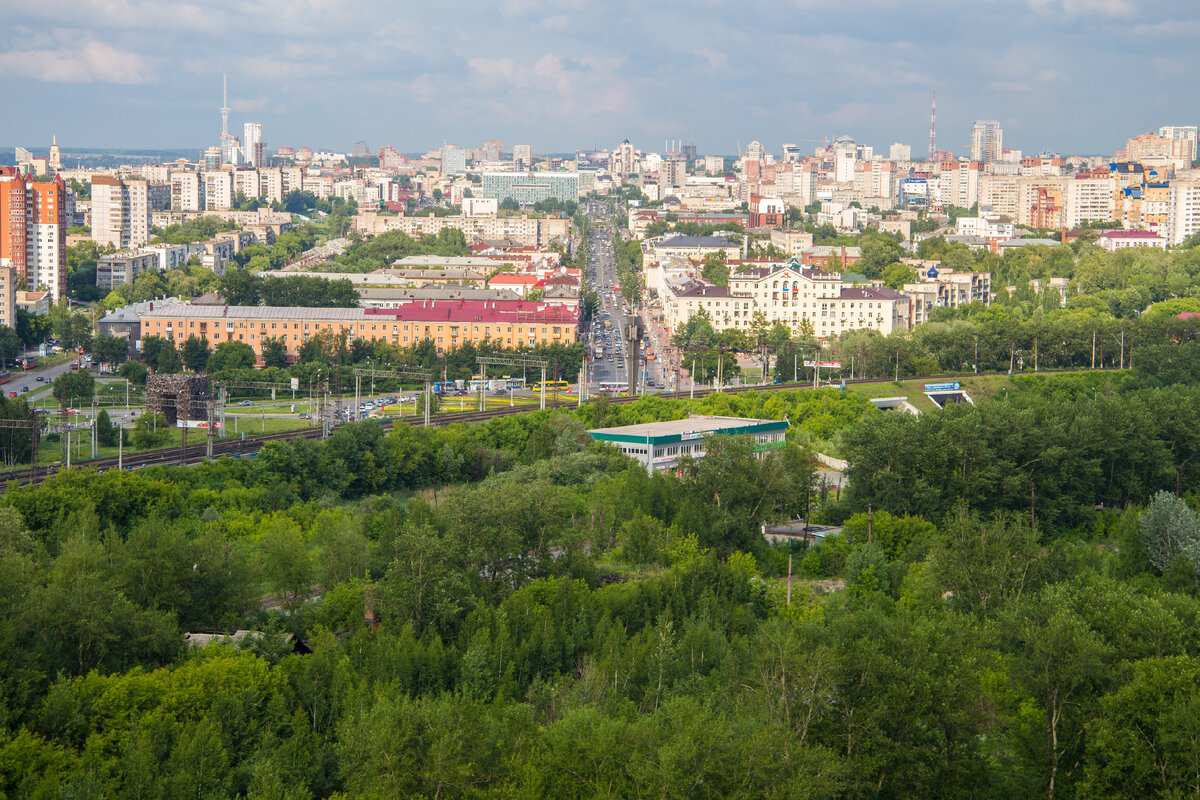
top-left (938, 161), bottom-right (982, 209)
top-left (1167, 180), bottom-right (1200, 245)
top-left (91, 176), bottom-right (150, 249)
top-left (234, 169), bottom-right (260, 200)
top-left (955, 216), bottom-right (1014, 240)
top-left (170, 172), bottom-right (204, 212)
top-left (979, 175), bottom-right (1020, 218)
top-left (203, 171), bottom-right (233, 211)
top-left (901, 266), bottom-right (991, 326)
top-left (353, 210), bottom-right (571, 247)
top-left (662, 260), bottom-right (910, 339)
top-left (259, 168), bottom-right (284, 205)
top-left (1064, 178), bottom-right (1116, 227)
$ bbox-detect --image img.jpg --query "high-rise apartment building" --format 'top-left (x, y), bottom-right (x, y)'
top-left (242, 122), bottom-right (265, 167)
top-left (512, 144), bottom-right (533, 171)
top-left (970, 120), bottom-right (1003, 164)
top-left (91, 176), bottom-right (151, 249)
top-left (889, 143), bottom-right (911, 162)
top-left (202, 171), bottom-right (233, 210)
top-left (660, 159), bottom-right (686, 190)
top-left (482, 140), bottom-right (503, 162)
top-left (441, 146), bottom-right (467, 175)
top-left (0, 167), bottom-right (67, 301)
top-left (613, 140), bottom-right (636, 175)
top-left (1167, 180), bottom-right (1200, 245)
top-left (171, 172), bottom-right (204, 211)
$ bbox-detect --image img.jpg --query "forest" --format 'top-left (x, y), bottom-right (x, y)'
top-left (2, 361), bottom-right (1200, 799)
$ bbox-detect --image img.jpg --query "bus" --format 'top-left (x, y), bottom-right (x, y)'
top-left (533, 380), bottom-right (571, 393)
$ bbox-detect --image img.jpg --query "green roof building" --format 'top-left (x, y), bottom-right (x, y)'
top-left (588, 414), bottom-right (788, 473)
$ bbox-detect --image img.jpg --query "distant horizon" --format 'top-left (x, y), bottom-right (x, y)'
top-left (3, 1), bottom-right (1196, 158)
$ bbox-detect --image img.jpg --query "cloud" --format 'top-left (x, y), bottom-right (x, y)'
top-left (1132, 19), bottom-right (1200, 36)
top-left (231, 96), bottom-right (270, 112)
top-left (0, 41), bottom-right (156, 84)
top-left (1028, 0), bottom-right (1136, 15)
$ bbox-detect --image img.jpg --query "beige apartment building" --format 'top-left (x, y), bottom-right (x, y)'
top-left (0, 266), bottom-right (16, 329)
top-left (91, 176), bottom-right (151, 249)
top-left (662, 260), bottom-right (909, 339)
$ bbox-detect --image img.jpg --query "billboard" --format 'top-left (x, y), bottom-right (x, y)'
top-left (176, 420), bottom-right (222, 429)
top-left (804, 361), bottom-right (843, 369)
top-left (924, 382), bottom-right (961, 392)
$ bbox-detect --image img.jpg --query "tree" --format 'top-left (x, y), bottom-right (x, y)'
top-left (155, 339), bottom-right (182, 373)
top-left (181, 336), bottom-right (210, 373)
top-left (132, 412), bottom-right (172, 449)
top-left (0, 326), bottom-right (21, 366)
top-left (207, 341), bottom-right (256, 373)
top-left (95, 408), bottom-right (118, 447)
top-left (119, 359), bottom-right (149, 386)
top-left (261, 337), bottom-right (289, 369)
top-left (90, 334), bottom-right (129, 367)
top-left (702, 252), bottom-right (730, 285)
top-left (52, 370), bottom-right (95, 407)
top-left (1139, 490), bottom-right (1200, 575)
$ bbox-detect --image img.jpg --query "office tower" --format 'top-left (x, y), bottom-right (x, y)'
top-left (512, 144), bottom-right (533, 171)
top-left (441, 146), bottom-right (467, 175)
top-left (971, 120), bottom-right (1003, 164)
top-left (91, 176), bottom-right (151, 249)
top-left (0, 167), bottom-right (67, 301)
top-left (681, 144), bottom-right (697, 161)
top-left (243, 122), bottom-right (265, 167)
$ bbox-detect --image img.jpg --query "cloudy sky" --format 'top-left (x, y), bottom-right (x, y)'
top-left (2, 0), bottom-right (1197, 157)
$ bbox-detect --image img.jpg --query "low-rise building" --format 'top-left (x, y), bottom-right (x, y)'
top-left (649, 235), bottom-right (741, 266)
top-left (97, 250), bottom-right (161, 291)
top-left (901, 265), bottom-right (992, 326)
top-left (662, 259), bottom-right (909, 338)
top-left (139, 300), bottom-right (578, 362)
top-left (16, 290), bottom-right (50, 317)
top-left (588, 415), bottom-right (789, 474)
top-left (1098, 229), bottom-right (1167, 252)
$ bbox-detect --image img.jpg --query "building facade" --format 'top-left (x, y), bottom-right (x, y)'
top-left (139, 301), bottom-right (578, 361)
top-left (481, 172), bottom-right (579, 205)
top-left (91, 176), bottom-right (151, 249)
top-left (0, 168), bottom-right (67, 301)
top-left (588, 415), bottom-right (788, 474)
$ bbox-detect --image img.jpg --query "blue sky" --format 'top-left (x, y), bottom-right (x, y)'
top-left (1, 0), bottom-right (1197, 157)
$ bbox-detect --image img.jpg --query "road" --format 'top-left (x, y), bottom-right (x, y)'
top-left (582, 200), bottom-right (666, 393)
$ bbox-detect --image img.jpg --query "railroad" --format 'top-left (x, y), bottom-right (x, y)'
top-left (0, 368), bottom-right (1085, 489)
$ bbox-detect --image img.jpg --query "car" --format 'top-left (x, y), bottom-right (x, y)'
top-left (35, 375), bottom-right (45, 382)
top-left (6, 392), bottom-right (14, 398)
top-left (19, 385), bottom-right (28, 392)
top-left (299, 413), bottom-right (311, 420)
top-left (238, 400), bottom-right (253, 406)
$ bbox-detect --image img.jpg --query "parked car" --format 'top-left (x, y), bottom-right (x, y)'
top-left (36, 376), bottom-right (45, 382)
top-left (238, 400), bottom-right (253, 406)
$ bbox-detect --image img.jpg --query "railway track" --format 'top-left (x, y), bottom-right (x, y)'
top-left (0, 368), bottom-right (1086, 490)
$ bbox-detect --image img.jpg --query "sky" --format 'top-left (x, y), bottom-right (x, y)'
top-left (1, 0), bottom-right (1198, 158)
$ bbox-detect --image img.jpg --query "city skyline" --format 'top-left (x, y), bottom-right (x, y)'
top-left (1, 0), bottom-right (1198, 156)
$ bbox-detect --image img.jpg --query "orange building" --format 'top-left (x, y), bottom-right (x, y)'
top-left (139, 301), bottom-right (579, 363)
top-left (0, 167), bottom-right (67, 301)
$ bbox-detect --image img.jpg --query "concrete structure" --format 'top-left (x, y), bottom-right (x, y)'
top-left (16, 290), bottom-right (49, 316)
top-left (0, 266), bottom-right (15, 329)
top-left (902, 265), bottom-right (992, 326)
top-left (243, 122), bottom-right (265, 168)
top-left (97, 250), bottom-right (161, 291)
top-left (354, 211), bottom-right (570, 247)
top-left (588, 415), bottom-right (788, 474)
top-left (139, 301), bottom-right (579, 361)
top-left (171, 172), bottom-right (204, 212)
top-left (441, 147), bottom-right (467, 175)
top-left (1167, 180), bottom-right (1200, 245)
top-left (512, 144), bottom-right (532, 171)
top-left (0, 168), bottom-right (67, 301)
top-left (91, 176), bottom-right (150, 249)
top-left (970, 121), bottom-right (1003, 164)
top-left (1097, 229), bottom-right (1167, 252)
top-left (481, 172), bottom-right (579, 205)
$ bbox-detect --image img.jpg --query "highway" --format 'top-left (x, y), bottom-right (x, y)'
top-left (582, 201), bottom-right (665, 392)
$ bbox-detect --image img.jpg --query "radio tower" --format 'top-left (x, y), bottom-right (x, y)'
top-left (928, 90), bottom-right (937, 161)
top-left (218, 74), bottom-right (232, 163)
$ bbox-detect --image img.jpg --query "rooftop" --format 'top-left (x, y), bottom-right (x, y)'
top-left (659, 235), bottom-right (738, 248)
top-left (1099, 229), bottom-right (1165, 239)
top-left (589, 414), bottom-right (787, 443)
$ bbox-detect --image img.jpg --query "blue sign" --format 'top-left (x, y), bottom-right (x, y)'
top-left (924, 382), bottom-right (961, 392)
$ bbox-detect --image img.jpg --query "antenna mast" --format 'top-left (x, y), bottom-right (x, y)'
top-left (928, 90), bottom-right (937, 160)
top-left (220, 73), bottom-right (229, 138)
